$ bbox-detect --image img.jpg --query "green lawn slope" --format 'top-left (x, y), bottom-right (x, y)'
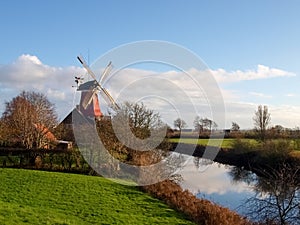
top-left (0, 168), bottom-right (194, 225)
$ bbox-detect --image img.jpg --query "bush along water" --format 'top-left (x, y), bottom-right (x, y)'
top-left (142, 179), bottom-right (252, 225)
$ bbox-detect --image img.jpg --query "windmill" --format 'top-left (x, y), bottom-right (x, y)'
top-left (76, 55), bottom-right (119, 120)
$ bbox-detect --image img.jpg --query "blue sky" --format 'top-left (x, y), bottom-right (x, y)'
top-left (1, 0), bottom-right (300, 128)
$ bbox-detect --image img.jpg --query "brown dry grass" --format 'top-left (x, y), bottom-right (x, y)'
top-left (142, 179), bottom-right (252, 225)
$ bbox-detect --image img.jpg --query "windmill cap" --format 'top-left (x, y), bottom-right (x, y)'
top-left (77, 80), bottom-right (98, 91)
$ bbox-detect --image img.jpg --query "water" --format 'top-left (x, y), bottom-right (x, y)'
top-left (178, 156), bottom-right (300, 224)
top-left (179, 157), bottom-right (255, 215)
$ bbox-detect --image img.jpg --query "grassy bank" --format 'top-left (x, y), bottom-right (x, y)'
top-left (170, 138), bottom-right (300, 174)
top-left (0, 168), bottom-right (194, 225)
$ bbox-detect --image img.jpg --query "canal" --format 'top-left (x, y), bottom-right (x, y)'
top-left (179, 156), bottom-right (300, 224)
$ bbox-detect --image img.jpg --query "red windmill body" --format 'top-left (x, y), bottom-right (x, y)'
top-left (79, 92), bottom-right (102, 118)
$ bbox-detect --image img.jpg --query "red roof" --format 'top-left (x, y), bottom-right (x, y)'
top-left (33, 123), bottom-right (57, 142)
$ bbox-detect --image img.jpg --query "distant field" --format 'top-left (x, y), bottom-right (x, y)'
top-left (0, 169), bottom-right (194, 225)
top-left (170, 138), bottom-right (300, 151)
top-left (169, 138), bottom-right (236, 148)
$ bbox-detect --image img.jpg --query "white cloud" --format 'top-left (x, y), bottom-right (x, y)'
top-left (285, 93), bottom-right (296, 97)
top-left (0, 54), bottom-right (85, 120)
top-left (269, 105), bottom-right (300, 128)
top-left (223, 101), bottom-right (300, 129)
top-left (211, 64), bottom-right (295, 83)
top-left (180, 157), bottom-right (253, 195)
top-left (205, 65), bottom-right (299, 128)
top-left (18, 54), bottom-right (42, 65)
top-left (47, 88), bottom-right (66, 100)
top-left (249, 92), bottom-right (272, 98)
top-left (104, 67), bottom-right (225, 128)
top-left (1, 55), bottom-right (299, 129)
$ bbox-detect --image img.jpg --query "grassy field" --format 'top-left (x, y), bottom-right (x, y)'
top-left (170, 137), bottom-right (300, 151)
top-left (169, 138), bottom-right (238, 148)
top-left (0, 168), bottom-right (194, 225)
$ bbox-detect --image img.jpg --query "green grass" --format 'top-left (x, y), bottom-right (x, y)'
top-left (0, 168), bottom-right (194, 225)
top-left (170, 137), bottom-right (300, 153)
top-left (169, 138), bottom-right (260, 149)
top-left (169, 138), bottom-right (236, 148)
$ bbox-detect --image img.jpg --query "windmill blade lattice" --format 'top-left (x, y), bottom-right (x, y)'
top-left (77, 55), bottom-right (119, 110)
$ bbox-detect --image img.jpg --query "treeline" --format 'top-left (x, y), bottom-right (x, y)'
top-left (172, 105), bottom-right (300, 141)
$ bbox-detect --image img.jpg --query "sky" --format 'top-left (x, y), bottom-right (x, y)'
top-left (0, 0), bottom-right (300, 129)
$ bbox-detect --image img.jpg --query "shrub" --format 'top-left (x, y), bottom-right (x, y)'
top-left (142, 180), bottom-right (252, 225)
top-left (231, 139), bottom-right (258, 155)
top-left (257, 139), bottom-right (293, 168)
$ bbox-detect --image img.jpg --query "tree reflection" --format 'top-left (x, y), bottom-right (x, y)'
top-left (230, 164), bottom-right (300, 225)
top-left (193, 156), bottom-right (215, 169)
top-left (229, 166), bottom-right (256, 185)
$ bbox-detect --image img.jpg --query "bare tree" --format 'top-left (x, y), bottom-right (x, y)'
top-left (231, 122), bottom-right (240, 132)
top-left (253, 105), bottom-right (271, 141)
top-left (96, 101), bottom-right (181, 184)
top-left (1, 91), bottom-right (58, 149)
top-left (193, 116), bottom-right (203, 133)
top-left (193, 116), bottom-right (218, 134)
top-left (173, 118), bottom-right (187, 132)
top-left (0, 120), bottom-right (4, 145)
top-left (97, 101), bottom-right (170, 163)
top-left (117, 102), bottom-right (163, 139)
top-left (242, 165), bottom-right (300, 225)
top-left (201, 118), bottom-right (217, 132)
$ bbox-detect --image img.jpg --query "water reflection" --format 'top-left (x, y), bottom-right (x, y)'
top-left (232, 164), bottom-right (300, 225)
top-left (179, 157), bottom-right (255, 214)
top-left (179, 156), bottom-right (300, 224)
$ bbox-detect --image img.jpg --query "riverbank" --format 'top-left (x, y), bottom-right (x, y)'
top-left (142, 179), bottom-right (251, 225)
top-left (170, 139), bottom-right (300, 176)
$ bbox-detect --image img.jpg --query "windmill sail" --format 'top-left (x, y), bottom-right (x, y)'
top-left (76, 55), bottom-right (119, 119)
top-left (99, 61), bottom-right (112, 84)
